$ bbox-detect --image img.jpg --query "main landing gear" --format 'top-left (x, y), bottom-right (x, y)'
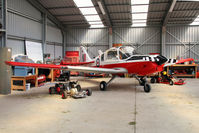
top-left (99, 75), bottom-right (151, 93)
top-left (134, 75), bottom-right (151, 93)
top-left (99, 75), bottom-right (116, 91)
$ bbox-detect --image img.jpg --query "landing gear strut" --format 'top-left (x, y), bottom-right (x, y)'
top-left (100, 75), bottom-right (116, 91)
top-left (134, 75), bottom-right (151, 93)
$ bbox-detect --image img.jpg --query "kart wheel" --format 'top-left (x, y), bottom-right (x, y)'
top-left (150, 78), bottom-right (156, 83)
top-left (62, 91), bottom-right (68, 99)
top-left (86, 89), bottom-right (92, 96)
top-left (49, 87), bottom-right (56, 94)
top-left (100, 81), bottom-right (107, 91)
top-left (144, 83), bottom-right (151, 93)
top-left (169, 80), bottom-right (174, 86)
top-left (76, 85), bottom-right (81, 92)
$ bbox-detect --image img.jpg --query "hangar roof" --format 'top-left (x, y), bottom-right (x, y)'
top-left (37, 0), bottom-right (199, 28)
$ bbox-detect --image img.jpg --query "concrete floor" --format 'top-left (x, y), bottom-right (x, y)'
top-left (0, 77), bottom-right (199, 133)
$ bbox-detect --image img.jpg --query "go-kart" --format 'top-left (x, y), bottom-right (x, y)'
top-left (150, 74), bottom-right (185, 85)
top-left (49, 81), bottom-right (92, 99)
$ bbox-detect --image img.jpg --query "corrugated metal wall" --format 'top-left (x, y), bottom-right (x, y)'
top-left (113, 27), bottom-right (161, 54)
top-left (166, 26), bottom-right (199, 60)
top-left (46, 25), bottom-right (62, 43)
top-left (66, 28), bottom-right (109, 57)
top-left (6, 0), bottom-right (63, 58)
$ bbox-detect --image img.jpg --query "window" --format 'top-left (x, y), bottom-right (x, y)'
top-left (101, 54), bottom-right (104, 61)
top-left (107, 50), bottom-right (118, 60)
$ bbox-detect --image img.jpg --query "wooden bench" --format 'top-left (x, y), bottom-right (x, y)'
top-left (11, 75), bottom-right (38, 91)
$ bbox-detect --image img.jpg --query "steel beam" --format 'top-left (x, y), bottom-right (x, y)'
top-left (108, 28), bottom-right (113, 48)
top-left (27, 0), bottom-right (65, 30)
top-left (97, 0), bottom-right (112, 27)
top-left (161, 26), bottom-right (166, 56)
top-left (42, 13), bottom-right (47, 56)
top-left (1, 0), bottom-right (7, 48)
top-left (162, 0), bottom-right (177, 26)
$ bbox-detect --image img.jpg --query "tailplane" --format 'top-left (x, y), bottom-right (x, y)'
top-left (80, 46), bottom-right (93, 62)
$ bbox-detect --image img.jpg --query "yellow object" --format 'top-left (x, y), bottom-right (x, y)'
top-left (163, 71), bottom-right (167, 75)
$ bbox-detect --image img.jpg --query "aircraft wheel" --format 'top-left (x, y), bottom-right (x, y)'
top-left (100, 81), bottom-right (107, 91)
top-left (169, 80), bottom-right (174, 86)
top-left (144, 83), bottom-right (151, 93)
top-left (150, 78), bottom-right (156, 83)
top-left (86, 89), bottom-right (92, 96)
top-left (76, 85), bottom-right (81, 92)
top-left (62, 91), bottom-right (68, 99)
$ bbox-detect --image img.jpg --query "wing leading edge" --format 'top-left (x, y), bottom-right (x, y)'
top-left (5, 61), bottom-right (128, 74)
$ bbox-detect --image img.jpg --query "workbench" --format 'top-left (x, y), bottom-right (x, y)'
top-left (11, 75), bottom-right (38, 91)
top-left (167, 64), bottom-right (198, 78)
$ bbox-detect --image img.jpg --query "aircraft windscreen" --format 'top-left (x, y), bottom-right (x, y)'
top-left (119, 46), bottom-right (134, 59)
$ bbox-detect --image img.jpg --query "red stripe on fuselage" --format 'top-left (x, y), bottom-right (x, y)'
top-left (98, 61), bottom-right (163, 76)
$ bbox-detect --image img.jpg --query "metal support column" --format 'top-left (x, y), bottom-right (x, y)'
top-left (108, 28), bottom-right (112, 48)
top-left (1, 0), bottom-right (7, 47)
top-left (161, 26), bottom-right (166, 56)
top-left (61, 30), bottom-right (66, 57)
top-left (42, 13), bottom-right (47, 55)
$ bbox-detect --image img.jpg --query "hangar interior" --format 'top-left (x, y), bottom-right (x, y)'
top-left (0, 0), bottom-right (199, 133)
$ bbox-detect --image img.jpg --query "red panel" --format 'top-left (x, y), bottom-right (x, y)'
top-left (65, 51), bottom-right (79, 57)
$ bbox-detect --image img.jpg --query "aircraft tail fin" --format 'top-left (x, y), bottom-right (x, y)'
top-left (80, 46), bottom-right (93, 62)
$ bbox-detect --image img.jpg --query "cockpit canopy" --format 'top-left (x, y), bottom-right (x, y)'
top-left (105, 46), bottom-right (135, 60)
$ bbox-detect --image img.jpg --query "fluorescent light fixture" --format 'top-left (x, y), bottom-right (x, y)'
top-left (131, 0), bottom-right (149, 5)
top-left (131, 0), bottom-right (149, 26)
top-left (73, 0), bottom-right (93, 7)
top-left (80, 8), bottom-right (98, 15)
top-left (89, 21), bottom-right (103, 24)
top-left (132, 13), bottom-right (147, 19)
top-left (190, 15), bottom-right (199, 25)
top-left (90, 24), bottom-right (104, 28)
top-left (132, 23), bottom-right (146, 27)
top-left (73, 0), bottom-right (104, 28)
top-left (169, 0), bottom-right (176, 12)
top-left (97, 1), bottom-right (106, 15)
top-left (132, 5), bottom-right (148, 12)
top-left (133, 20), bottom-right (147, 23)
top-left (85, 15), bottom-right (101, 21)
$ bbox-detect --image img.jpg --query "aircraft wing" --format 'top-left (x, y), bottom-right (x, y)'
top-left (5, 61), bottom-right (128, 74)
top-left (60, 61), bottom-right (94, 65)
top-left (164, 58), bottom-right (194, 67)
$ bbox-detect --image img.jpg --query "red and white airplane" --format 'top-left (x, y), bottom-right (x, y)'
top-left (5, 46), bottom-right (193, 93)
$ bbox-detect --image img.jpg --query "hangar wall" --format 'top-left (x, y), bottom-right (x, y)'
top-left (66, 26), bottom-right (199, 61)
top-left (6, 0), bottom-right (63, 59)
top-left (65, 27), bottom-right (161, 57)
top-left (66, 28), bottom-right (109, 58)
top-left (166, 25), bottom-right (199, 60)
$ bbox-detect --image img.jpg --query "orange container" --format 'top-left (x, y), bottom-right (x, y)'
top-left (113, 44), bottom-right (122, 47)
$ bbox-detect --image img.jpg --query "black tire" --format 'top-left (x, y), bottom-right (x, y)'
top-left (100, 81), bottom-right (107, 91)
top-left (169, 80), bottom-right (174, 85)
top-left (86, 89), bottom-right (92, 96)
top-left (150, 78), bottom-right (156, 83)
top-left (62, 91), bottom-right (68, 99)
top-left (76, 85), bottom-right (81, 92)
top-left (49, 87), bottom-right (56, 94)
top-left (144, 83), bottom-right (151, 93)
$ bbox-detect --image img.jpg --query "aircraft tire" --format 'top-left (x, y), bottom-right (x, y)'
top-left (144, 83), bottom-right (151, 93)
top-left (86, 89), bottom-right (92, 96)
top-left (100, 81), bottom-right (107, 91)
